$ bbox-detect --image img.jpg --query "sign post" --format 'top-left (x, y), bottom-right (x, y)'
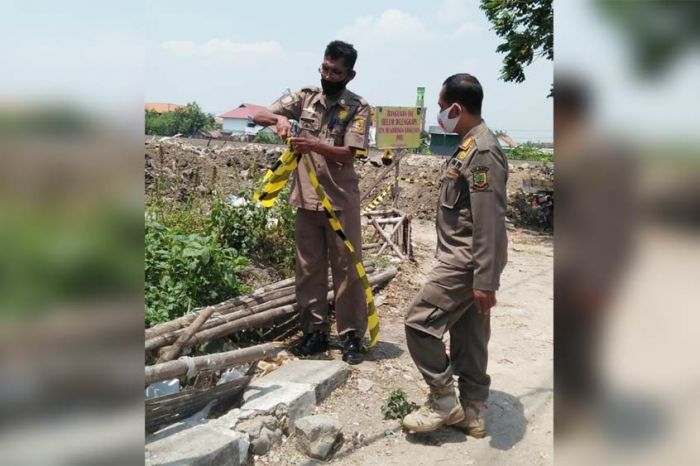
top-left (375, 106), bottom-right (425, 204)
top-left (375, 106), bottom-right (424, 150)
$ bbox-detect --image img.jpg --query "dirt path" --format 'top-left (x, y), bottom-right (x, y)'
top-left (256, 221), bottom-right (553, 466)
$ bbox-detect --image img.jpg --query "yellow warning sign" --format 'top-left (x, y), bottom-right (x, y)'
top-left (375, 106), bottom-right (423, 150)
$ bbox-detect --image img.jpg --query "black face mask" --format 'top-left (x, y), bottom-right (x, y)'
top-left (321, 78), bottom-right (347, 96)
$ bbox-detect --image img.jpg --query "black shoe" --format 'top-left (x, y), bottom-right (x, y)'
top-left (291, 331), bottom-right (328, 357)
top-left (342, 335), bottom-right (363, 365)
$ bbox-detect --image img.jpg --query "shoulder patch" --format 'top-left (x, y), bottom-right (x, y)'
top-left (470, 165), bottom-right (490, 191)
top-left (350, 114), bottom-right (367, 134)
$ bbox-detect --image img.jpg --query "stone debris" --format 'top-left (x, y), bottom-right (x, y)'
top-left (294, 414), bottom-right (344, 461)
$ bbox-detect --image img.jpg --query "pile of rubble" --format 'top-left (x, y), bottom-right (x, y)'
top-left (144, 138), bottom-right (554, 229)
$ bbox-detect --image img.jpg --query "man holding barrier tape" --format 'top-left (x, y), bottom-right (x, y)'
top-left (253, 40), bottom-right (370, 364)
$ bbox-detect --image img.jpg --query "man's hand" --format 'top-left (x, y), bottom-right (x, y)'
top-left (473, 289), bottom-right (496, 314)
top-left (276, 117), bottom-right (292, 140)
top-left (290, 136), bottom-right (321, 154)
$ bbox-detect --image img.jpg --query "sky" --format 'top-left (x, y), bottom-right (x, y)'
top-left (556, 1), bottom-right (700, 142)
top-left (0, 0), bottom-right (552, 143)
top-left (143, 0), bottom-right (553, 142)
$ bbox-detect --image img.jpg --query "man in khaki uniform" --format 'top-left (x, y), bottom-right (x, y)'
top-left (403, 74), bottom-right (508, 436)
top-left (253, 40), bottom-right (370, 364)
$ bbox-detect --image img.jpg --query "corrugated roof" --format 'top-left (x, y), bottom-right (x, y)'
top-left (220, 103), bottom-right (268, 119)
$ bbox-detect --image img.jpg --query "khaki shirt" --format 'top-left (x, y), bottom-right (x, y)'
top-left (268, 86), bottom-right (370, 211)
top-left (435, 121), bottom-right (509, 290)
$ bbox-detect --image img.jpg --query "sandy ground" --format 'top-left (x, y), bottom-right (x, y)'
top-left (255, 220), bottom-right (554, 466)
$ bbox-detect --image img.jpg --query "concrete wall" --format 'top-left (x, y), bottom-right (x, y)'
top-left (223, 118), bottom-right (248, 134)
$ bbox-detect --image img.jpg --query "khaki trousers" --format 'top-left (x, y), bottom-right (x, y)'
top-left (295, 207), bottom-right (367, 338)
top-left (404, 261), bottom-right (491, 400)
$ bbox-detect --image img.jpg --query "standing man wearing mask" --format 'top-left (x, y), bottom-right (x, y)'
top-left (253, 40), bottom-right (370, 364)
top-left (402, 74), bottom-right (508, 436)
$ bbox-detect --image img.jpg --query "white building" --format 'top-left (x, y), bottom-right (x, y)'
top-left (220, 103), bottom-right (270, 135)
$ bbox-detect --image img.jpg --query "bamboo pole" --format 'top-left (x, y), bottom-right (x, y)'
top-left (371, 218), bottom-right (405, 259)
top-left (156, 305), bottom-right (218, 363)
top-left (145, 264), bottom-right (375, 340)
top-left (145, 293), bottom-right (298, 351)
top-left (145, 263), bottom-right (377, 352)
top-left (375, 217), bottom-right (403, 225)
top-left (145, 281), bottom-right (295, 340)
top-left (172, 267), bottom-right (398, 351)
top-left (145, 342), bottom-right (279, 385)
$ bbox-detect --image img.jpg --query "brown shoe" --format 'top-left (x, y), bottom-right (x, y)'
top-left (454, 398), bottom-right (486, 438)
top-left (402, 386), bottom-right (465, 433)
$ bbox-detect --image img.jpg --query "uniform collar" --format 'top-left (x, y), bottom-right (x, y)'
top-left (458, 119), bottom-right (487, 149)
top-left (315, 87), bottom-right (351, 109)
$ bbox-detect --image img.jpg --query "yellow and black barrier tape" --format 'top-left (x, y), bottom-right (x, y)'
top-left (253, 143), bottom-right (380, 349)
top-left (253, 145), bottom-right (300, 207)
top-left (360, 175), bottom-right (438, 215)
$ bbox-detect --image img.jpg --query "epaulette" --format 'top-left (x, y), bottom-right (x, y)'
top-left (456, 137), bottom-right (478, 160)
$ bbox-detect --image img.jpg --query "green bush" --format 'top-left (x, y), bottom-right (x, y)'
top-left (210, 193), bottom-right (296, 276)
top-left (145, 214), bottom-right (249, 327)
top-left (253, 130), bottom-right (283, 144)
top-left (506, 142), bottom-right (553, 162)
top-left (145, 186), bottom-right (297, 327)
top-left (381, 389), bottom-right (419, 420)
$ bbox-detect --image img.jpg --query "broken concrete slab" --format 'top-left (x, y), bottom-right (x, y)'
top-left (210, 408), bottom-right (248, 430)
top-left (236, 415), bottom-right (283, 456)
top-left (295, 414), bottom-right (344, 461)
top-left (146, 424), bottom-right (249, 466)
top-left (256, 359), bottom-right (351, 402)
top-left (145, 360), bottom-right (351, 464)
top-left (241, 381), bottom-right (316, 428)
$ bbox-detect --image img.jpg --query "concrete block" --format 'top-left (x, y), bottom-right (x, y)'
top-left (146, 424), bottom-right (249, 466)
top-left (257, 360), bottom-right (351, 402)
top-left (295, 414), bottom-right (344, 460)
top-left (236, 415), bottom-right (283, 456)
top-left (242, 381), bottom-right (316, 427)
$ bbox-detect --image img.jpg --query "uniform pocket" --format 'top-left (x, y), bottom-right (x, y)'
top-left (404, 282), bottom-right (461, 338)
top-left (299, 111), bottom-right (320, 134)
top-left (440, 178), bottom-right (461, 209)
top-left (420, 282), bottom-right (461, 312)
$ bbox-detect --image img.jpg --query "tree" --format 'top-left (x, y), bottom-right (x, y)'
top-left (172, 102), bottom-right (214, 136)
top-left (145, 102), bottom-right (217, 136)
top-left (480, 0), bottom-right (553, 84)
